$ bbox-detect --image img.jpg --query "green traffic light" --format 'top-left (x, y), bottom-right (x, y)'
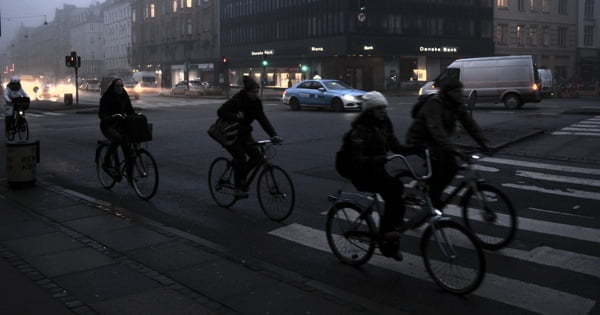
top-left (262, 60), bottom-right (268, 66)
top-left (301, 65), bottom-right (308, 72)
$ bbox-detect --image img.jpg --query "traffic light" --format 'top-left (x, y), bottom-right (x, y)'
top-left (359, 0), bottom-right (366, 11)
top-left (65, 55), bottom-right (75, 67)
top-left (300, 64), bottom-right (308, 72)
top-left (262, 55), bottom-right (268, 67)
top-left (221, 56), bottom-right (228, 64)
top-left (65, 51), bottom-right (78, 68)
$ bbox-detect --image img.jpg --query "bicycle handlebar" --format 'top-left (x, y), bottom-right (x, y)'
top-left (387, 148), bottom-right (432, 181)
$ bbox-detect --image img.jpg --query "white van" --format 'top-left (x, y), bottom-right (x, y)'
top-left (537, 68), bottom-right (554, 96)
top-left (419, 55), bottom-right (542, 109)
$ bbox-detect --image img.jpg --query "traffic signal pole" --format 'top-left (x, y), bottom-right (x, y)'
top-left (65, 51), bottom-right (80, 105)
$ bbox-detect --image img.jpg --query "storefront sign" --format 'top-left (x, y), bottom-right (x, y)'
top-left (419, 46), bottom-right (458, 53)
top-left (251, 49), bottom-right (275, 56)
top-left (198, 63), bottom-right (214, 70)
top-left (311, 46), bottom-right (324, 52)
top-left (363, 45), bottom-right (374, 51)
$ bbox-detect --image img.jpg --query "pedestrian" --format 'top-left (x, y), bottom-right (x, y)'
top-left (312, 72), bottom-right (322, 80)
top-left (98, 78), bottom-right (136, 182)
top-left (217, 76), bottom-right (283, 198)
top-left (406, 79), bottom-right (490, 209)
top-left (337, 91), bottom-right (421, 261)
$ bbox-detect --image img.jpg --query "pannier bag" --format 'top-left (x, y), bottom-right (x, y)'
top-left (126, 114), bottom-right (153, 142)
top-left (207, 118), bottom-right (240, 147)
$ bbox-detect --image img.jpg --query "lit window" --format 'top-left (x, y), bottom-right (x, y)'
top-left (497, 0), bottom-right (508, 8)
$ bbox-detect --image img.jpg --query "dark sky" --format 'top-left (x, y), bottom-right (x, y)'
top-left (1, 0), bottom-right (96, 52)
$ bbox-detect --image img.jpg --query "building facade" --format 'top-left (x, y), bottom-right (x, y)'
top-left (494, 0), bottom-right (578, 81)
top-left (130, 0), bottom-right (220, 88)
top-left (104, 0), bottom-right (133, 76)
top-left (220, 0), bottom-right (495, 91)
top-left (577, 0), bottom-right (600, 84)
top-left (71, 4), bottom-right (106, 79)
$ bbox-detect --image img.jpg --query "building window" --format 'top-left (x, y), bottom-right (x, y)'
top-left (558, 27), bottom-right (567, 47)
top-left (529, 0), bottom-right (536, 10)
top-left (186, 0), bottom-right (192, 8)
top-left (518, 0), bottom-right (525, 11)
top-left (496, 24), bottom-right (508, 45)
top-left (150, 4), bottom-right (155, 18)
top-left (173, 0), bottom-right (177, 12)
top-left (497, 0), bottom-right (508, 8)
top-left (542, 0), bottom-right (549, 12)
top-left (584, 26), bottom-right (594, 46)
top-left (585, 0), bottom-right (595, 18)
top-left (559, 0), bottom-right (568, 14)
top-left (517, 25), bottom-right (524, 46)
top-left (542, 26), bottom-right (550, 46)
top-left (529, 26), bottom-right (537, 46)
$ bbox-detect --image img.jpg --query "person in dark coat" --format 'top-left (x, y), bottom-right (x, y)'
top-left (346, 91), bottom-right (419, 261)
top-left (98, 78), bottom-right (136, 180)
top-left (406, 79), bottom-right (490, 209)
top-left (217, 76), bottom-right (282, 198)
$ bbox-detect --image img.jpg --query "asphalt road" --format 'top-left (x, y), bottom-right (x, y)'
top-left (4, 93), bottom-right (600, 314)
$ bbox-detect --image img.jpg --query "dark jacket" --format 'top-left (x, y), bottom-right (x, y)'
top-left (347, 112), bottom-right (411, 172)
top-left (406, 94), bottom-right (487, 150)
top-left (98, 80), bottom-right (134, 129)
top-left (217, 90), bottom-right (276, 137)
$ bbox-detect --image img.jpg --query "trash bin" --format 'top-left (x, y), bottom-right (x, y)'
top-left (64, 93), bottom-right (73, 105)
top-left (6, 140), bottom-right (40, 189)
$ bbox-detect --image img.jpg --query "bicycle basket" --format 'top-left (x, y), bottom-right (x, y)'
top-left (126, 115), bottom-right (153, 142)
top-left (12, 97), bottom-right (30, 111)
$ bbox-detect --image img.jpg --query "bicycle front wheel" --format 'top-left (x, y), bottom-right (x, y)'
top-left (17, 117), bottom-right (29, 140)
top-left (208, 157), bottom-right (236, 208)
top-left (421, 220), bottom-right (485, 295)
top-left (257, 165), bottom-right (295, 222)
top-left (96, 143), bottom-right (116, 189)
top-left (462, 183), bottom-right (517, 250)
top-left (131, 149), bottom-right (159, 200)
top-left (326, 202), bottom-right (376, 266)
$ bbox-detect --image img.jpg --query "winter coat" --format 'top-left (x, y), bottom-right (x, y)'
top-left (98, 84), bottom-right (134, 129)
top-left (406, 94), bottom-right (487, 151)
top-left (217, 90), bottom-right (277, 138)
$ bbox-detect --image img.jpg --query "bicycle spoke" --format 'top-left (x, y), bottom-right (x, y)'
top-left (257, 166), bottom-right (295, 222)
top-left (131, 150), bottom-right (159, 200)
top-left (326, 203), bottom-right (376, 266)
top-left (208, 157), bottom-right (237, 208)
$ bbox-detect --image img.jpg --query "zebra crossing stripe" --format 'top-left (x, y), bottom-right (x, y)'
top-left (269, 223), bottom-right (596, 315)
top-left (502, 183), bottom-right (600, 201)
top-left (552, 131), bottom-right (600, 136)
top-left (514, 170), bottom-right (600, 187)
top-left (480, 157), bottom-right (600, 175)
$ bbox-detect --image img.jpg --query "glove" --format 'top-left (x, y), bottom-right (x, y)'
top-left (236, 112), bottom-right (245, 120)
top-left (271, 135), bottom-right (283, 143)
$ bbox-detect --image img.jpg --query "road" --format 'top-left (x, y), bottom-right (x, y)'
top-left (6, 92), bottom-right (600, 314)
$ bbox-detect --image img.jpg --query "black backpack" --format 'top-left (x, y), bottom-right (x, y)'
top-left (411, 94), bottom-right (436, 118)
top-left (335, 131), bottom-right (353, 178)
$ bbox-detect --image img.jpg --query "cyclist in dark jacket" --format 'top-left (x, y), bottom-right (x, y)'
top-left (98, 78), bottom-right (135, 180)
top-left (217, 76), bottom-right (282, 198)
top-left (346, 91), bottom-right (419, 261)
top-left (406, 79), bottom-right (489, 209)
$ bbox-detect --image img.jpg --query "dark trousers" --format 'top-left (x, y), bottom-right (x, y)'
top-left (225, 134), bottom-right (262, 189)
top-left (5, 116), bottom-right (14, 135)
top-left (101, 125), bottom-right (133, 173)
top-left (428, 148), bottom-right (459, 209)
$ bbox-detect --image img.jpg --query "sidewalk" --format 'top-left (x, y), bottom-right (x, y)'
top-left (0, 180), bottom-right (392, 314)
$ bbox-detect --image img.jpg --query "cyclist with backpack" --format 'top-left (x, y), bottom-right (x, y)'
top-left (406, 79), bottom-right (490, 210)
top-left (336, 91), bottom-right (420, 260)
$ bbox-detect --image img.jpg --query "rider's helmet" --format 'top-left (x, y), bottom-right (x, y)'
top-left (8, 76), bottom-right (22, 91)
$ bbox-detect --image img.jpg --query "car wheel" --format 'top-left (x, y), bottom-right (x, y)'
top-left (332, 98), bottom-right (344, 112)
top-left (467, 91), bottom-right (477, 111)
top-left (290, 98), bottom-right (300, 111)
top-left (503, 93), bottom-right (521, 109)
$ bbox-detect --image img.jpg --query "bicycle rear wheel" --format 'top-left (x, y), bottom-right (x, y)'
top-left (208, 157), bottom-right (236, 208)
top-left (131, 149), bottom-right (159, 200)
top-left (17, 117), bottom-right (29, 140)
top-left (96, 143), bottom-right (116, 189)
top-left (461, 183), bottom-right (517, 250)
top-left (421, 220), bottom-right (485, 295)
top-left (257, 165), bottom-right (295, 222)
top-left (326, 202), bottom-right (376, 266)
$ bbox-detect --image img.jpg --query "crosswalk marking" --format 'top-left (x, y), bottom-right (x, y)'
top-left (502, 183), bottom-right (600, 201)
top-left (515, 170), bottom-right (600, 187)
top-left (269, 223), bottom-right (596, 315)
top-left (552, 116), bottom-right (600, 136)
top-left (481, 157), bottom-right (600, 175)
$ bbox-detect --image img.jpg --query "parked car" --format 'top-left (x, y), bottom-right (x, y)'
top-left (281, 79), bottom-right (366, 111)
top-left (85, 79), bottom-right (100, 92)
top-left (171, 80), bottom-right (205, 95)
top-left (100, 76), bottom-right (140, 99)
top-left (419, 55), bottom-right (542, 109)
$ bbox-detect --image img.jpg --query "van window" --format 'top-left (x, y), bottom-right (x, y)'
top-left (435, 68), bottom-right (460, 84)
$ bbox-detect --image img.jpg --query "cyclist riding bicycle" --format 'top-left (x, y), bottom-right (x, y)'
top-left (406, 79), bottom-right (490, 210)
top-left (337, 91), bottom-right (421, 261)
top-left (98, 78), bottom-right (136, 182)
top-left (217, 76), bottom-right (282, 198)
top-left (3, 76), bottom-right (29, 137)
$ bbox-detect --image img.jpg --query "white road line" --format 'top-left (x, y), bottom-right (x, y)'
top-left (500, 246), bottom-right (600, 279)
top-left (552, 131), bottom-right (600, 136)
top-left (515, 170), bottom-right (600, 187)
top-left (562, 127), bottom-right (600, 132)
top-left (41, 112), bottom-right (64, 116)
top-left (502, 183), bottom-right (600, 201)
top-left (269, 224), bottom-right (596, 315)
top-left (481, 157), bottom-right (600, 175)
top-left (443, 204), bottom-right (600, 243)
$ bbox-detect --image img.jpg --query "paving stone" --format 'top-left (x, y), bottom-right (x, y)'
top-left (25, 247), bottom-right (115, 278)
top-left (63, 214), bottom-right (133, 235)
top-left (0, 220), bottom-right (56, 242)
top-left (91, 226), bottom-right (171, 252)
top-left (3, 232), bottom-right (84, 258)
top-left (127, 241), bottom-right (217, 273)
top-left (43, 204), bottom-right (105, 222)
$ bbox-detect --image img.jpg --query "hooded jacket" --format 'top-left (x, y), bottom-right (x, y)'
top-left (98, 79), bottom-right (135, 129)
top-left (217, 90), bottom-right (276, 138)
top-left (406, 93), bottom-right (487, 151)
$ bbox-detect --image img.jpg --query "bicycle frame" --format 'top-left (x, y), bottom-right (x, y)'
top-left (240, 140), bottom-right (277, 190)
top-left (437, 154), bottom-right (492, 214)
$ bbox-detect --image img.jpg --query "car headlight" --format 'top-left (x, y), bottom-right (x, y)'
top-left (342, 94), bottom-right (356, 102)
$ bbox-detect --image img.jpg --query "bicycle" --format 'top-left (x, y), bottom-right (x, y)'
top-left (208, 139), bottom-right (295, 222)
top-left (6, 96), bottom-right (30, 141)
top-left (401, 150), bottom-right (517, 250)
top-left (325, 150), bottom-right (486, 295)
top-left (95, 115), bottom-right (158, 200)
